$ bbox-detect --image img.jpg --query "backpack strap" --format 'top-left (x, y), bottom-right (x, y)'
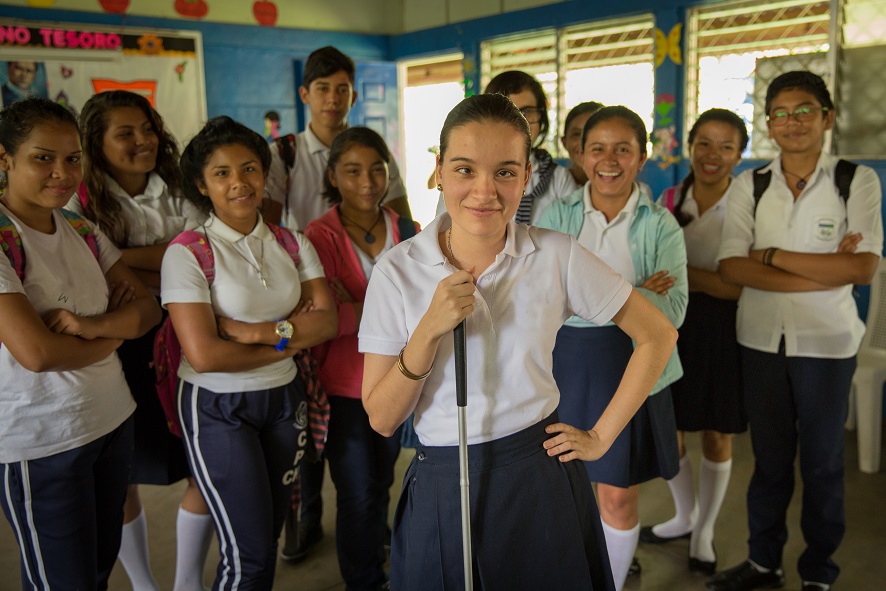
top-left (834, 159), bottom-right (858, 204)
top-left (267, 222), bottom-right (301, 267)
top-left (0, 213), bottom-right (25, 281)
top-left (170, 230), bottom-right (215, 284)
top-left (59, 209), bottom-right (100, 262)
top-left (77, 181), bottom-right (89, 211)
top-left (661, 186), bottom-right (679, 213)
top-left (751, 163), bottom-right (773, 217)
top-left (274, 134), bottom-right (297, 172)
top-left (397, 216), bottom-right (417, 241)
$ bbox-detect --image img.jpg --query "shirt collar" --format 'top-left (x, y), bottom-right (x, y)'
top-left (407, 213), bottom-right (535, 267)
top-left (583, 182), bottom-right (643, 217)
top-left (763, 152), bottom-right (835, 185)
top-left (103, 171), bottom-right (166, 200)
top-left (205, 212), bottom-right (273, 243)
top-left (304, 125), bottom-right (332, 155)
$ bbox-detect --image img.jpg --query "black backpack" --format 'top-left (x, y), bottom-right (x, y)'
top-left (752, 159), bottom-right (858, 216)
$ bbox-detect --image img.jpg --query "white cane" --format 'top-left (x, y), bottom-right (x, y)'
top-left (453, 319), bottom-right (473, 591)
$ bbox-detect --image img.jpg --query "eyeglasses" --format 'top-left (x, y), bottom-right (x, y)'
top-left (519, 107), bottom-right (544, 124)
top-left (766, 106), bottom-right (829, 126)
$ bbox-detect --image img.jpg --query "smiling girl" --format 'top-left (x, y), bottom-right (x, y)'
top-left (70, 90), bottom-right (209, 591)
top-left (538, 105), bottom-right (687, 591)
top-left (305, 126), bottom-right (420, 591)
top-left (360, 94), bottom-right (677, 591)
top-left (0, 97), bottom-right (160, 590)
top-left (163, 115), bottom-right (337, 589)
top-left (639, 109), bottom-right (749, 575)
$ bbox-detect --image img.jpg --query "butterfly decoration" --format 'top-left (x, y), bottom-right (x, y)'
top-left (654, 23), bottom-right (683, 68)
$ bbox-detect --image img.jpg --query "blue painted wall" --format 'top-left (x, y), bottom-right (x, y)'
top-left (0, 5), bottom-right (390, 139)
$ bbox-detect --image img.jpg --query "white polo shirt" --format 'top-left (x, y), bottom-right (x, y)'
top-left (66, 172), bottom-right (206, 247)
top-left (677, 184), bottom-right (732, 272)
top-left (717, 153), bottom-right (883, 358)
top-left (359, 213), bottom-right (632, 446)
top-left (265, 126), bottom-right (407, 231)
top-left (161, 214), bottom-right (325, 392)
top-left (0, 205), bottom-right (134, 463)
top-left (577, 182), bottom-right (639, 283)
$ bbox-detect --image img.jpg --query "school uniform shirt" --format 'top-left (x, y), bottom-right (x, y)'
top-left (358, 213), bottom-right (632, 446)
top-left (434, 152), bottom-right (579, 225)
top-left (0, 205), bottom-right (134, 463)
top-left (65, 172), bottom-right (206, 247)
top-left (160, 214), bottom-right (325, 393)
top-left (717, 153), bottom-right (883, 358)
top-left (537, 183), bottom-right (687, 394)
top-left (305, 206), bottom-right (419, 400)
top-left (671, 184), bottom-right (733, 272)
top-left (265, 126), bottom-right (407, 231)
top-left (576, 182), bottom-right (639, 283)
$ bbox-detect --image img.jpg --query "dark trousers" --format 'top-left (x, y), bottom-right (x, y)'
top-left (179, 379), bottom-right (307, 591)
top-left (741, 345), bottom-right (855, 585)
top-left (299, 446), bottom-right (325, 524)
top-left (326, 397), bottom-right (401, 591)
top-left (1, 417), bottom-right (133, 591)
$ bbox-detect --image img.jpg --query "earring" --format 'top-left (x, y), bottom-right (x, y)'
top-left (436, 184), bottom-right (442, 191)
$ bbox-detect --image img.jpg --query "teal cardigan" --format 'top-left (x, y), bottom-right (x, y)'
top-left (537, 185), bottom-right (687, 394)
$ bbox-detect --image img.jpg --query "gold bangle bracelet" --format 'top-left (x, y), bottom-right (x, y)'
top-left (397, 346), bottom-right (433, 381)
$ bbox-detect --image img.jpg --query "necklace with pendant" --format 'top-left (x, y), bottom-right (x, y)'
top-left (234, 239), bottom-right (267, 288)
top-left (782, 167), bottom-right (815, 191)
top-left (340, 209), bottom-right (383, 244)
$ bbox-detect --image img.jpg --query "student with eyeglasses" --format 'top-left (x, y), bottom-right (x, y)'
top-left (708, 71), bottom-right (882, 591)
top-left (435, 70), bottom-right (578, 224)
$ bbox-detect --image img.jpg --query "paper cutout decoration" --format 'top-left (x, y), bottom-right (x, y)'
top-left (654, 23), bottom-right (683, 67)
top-left (97, 0), bottom-right (129, 14)
top-left (253, 1), bottom-right (278, 27)
top-left (174, 0), bottom-right (209, 19)
top-left (175, 62), bottom-right (187, 82)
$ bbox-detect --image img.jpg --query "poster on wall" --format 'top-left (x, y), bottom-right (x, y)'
top-left (0, 21), bottom-right (207, 146)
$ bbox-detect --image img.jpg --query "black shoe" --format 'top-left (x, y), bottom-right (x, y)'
top-left (639, 525), bottom-right (692, 544)
top-left (706, 561), bottom-right (785, 591)
top-left (281, 521), bottom-right (324, 563)
top-left (384, 524), bottom-right (392, 551)
top-left (802, 585), bottom-right (831, 591)
top-left (628, 557), bottom-right (641, 576)
top-left (689, 556), bottom-right (717, 576)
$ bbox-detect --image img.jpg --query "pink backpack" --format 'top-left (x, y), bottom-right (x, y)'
top-left (153, 224), bottom-right (329, 462)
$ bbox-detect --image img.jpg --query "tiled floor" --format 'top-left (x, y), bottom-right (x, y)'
top-left (1, 429), bottom-right (884, 590)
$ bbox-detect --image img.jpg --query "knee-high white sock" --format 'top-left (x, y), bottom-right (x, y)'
top-left (652, 454), bottom-right (698, 539)
top-left (691, 457), bottom-right (732, 563)
top-left (118, 508), bottom-right (160, 591)
top-left (601, 521), bottom-right (640, 591)
top-left (173, 506), bottom-right (214, 591)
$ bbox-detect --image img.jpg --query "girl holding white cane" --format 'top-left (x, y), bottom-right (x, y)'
top-left (359, 93), bottom-right (677, 591)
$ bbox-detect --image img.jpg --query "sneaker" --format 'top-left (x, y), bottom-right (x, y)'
top-left (706, 561), bottom-right (785, 591)
top-left (280, 521), bottom-right (324, 563)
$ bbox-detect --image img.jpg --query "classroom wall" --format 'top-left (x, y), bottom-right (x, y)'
top-left (0, 4), bottom-right (390, 139)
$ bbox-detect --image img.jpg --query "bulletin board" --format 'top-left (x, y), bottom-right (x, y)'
top-left (0, 20), bottom-right (207, 146)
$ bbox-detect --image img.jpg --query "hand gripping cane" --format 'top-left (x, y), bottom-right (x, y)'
top-left (454, 320), bottom-right (473, 591)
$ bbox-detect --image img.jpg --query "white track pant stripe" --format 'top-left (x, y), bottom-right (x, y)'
top-left (4, 462), bottom-right (50, 590)
top-left (178, 381), bottom-right (242, 590)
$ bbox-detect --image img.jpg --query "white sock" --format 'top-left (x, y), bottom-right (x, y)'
top-left (173, 506), bottom-right (214, 591)
top-left (652, 454), bottom-right (698, 539)
top-left (601, 520), bottom-right (640, 591)
top-left (691, 458), bottom-right (732, 562)
top-left (118, 508), bottom-right (160, 591)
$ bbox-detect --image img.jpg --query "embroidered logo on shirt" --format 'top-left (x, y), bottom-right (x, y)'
top-left (814, 217), bottom-right (837, 241)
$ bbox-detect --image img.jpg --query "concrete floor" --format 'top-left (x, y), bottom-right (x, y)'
top-left (1, 429), bottom-right (884, 590)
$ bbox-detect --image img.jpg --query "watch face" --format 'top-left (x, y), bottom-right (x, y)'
top-left (276, 321), bottom-right (294, 339)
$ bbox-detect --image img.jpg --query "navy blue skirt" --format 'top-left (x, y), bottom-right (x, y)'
top-left (391, 413), bottom-right (615, 591)
top-left (553, 325), bottom-right (679, 488)
top-left (118, 315), bottom-right (190, 486)
top-left (671, 293), bottom-right (747, 434)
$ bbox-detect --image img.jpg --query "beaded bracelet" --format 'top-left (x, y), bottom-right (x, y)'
top-left (397, 346), bottom-right (433, 381)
